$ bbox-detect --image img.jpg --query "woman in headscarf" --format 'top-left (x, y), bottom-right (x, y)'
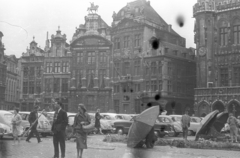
top-left (73, 104), bottom-right (91, 158)
top-left (11, 108), bottom-right (22, 145)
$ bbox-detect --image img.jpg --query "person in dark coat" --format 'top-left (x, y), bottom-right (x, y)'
top-left (95, 109), bottom-right (103, 134)
top-left (52, 101), bottom-right (68, 158)
top-left (26, 106), bottom-right (41, 143)
top-left (73, 104), bottom-right (91, 158)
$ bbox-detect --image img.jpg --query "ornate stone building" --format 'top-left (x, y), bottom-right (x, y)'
top-left (69, 4), bottom-right (112, 113)
top-left (20, 37), bottom-right (45, 111)
top-left (0, 31), bottom-right (7, 109)
top-left (194, 0), bottom-right (240, 117)
top-left (43, 28), bottom-right (71, 111)
top-left (111, 0), bottom-right (196, 114)
top-left (4, 55), bottom-right (19, 110)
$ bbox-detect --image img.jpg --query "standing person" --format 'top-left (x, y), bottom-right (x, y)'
top-left (227, 113), bottom-right (238, 143)
top-left (26, 106), bottom-right (41, 143)
top-left (181, 110), bottom-right (191, 141)
top-left (11, 108), bottom-right (22, 145)
top-left (73, 104), bottom-right (91, 158)
top-left (95, 109), bottom-right (103, 135)
top-left (52, 101), bottom-right (68, 158)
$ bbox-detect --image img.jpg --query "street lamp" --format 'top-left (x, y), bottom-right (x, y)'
top-left (233, 104), bottom-right (236, 117)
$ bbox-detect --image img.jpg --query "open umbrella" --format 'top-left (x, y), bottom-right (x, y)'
top-left (195, 110), bottom-right (219, 141)
top-left (213, 112), bottom-right (229, 132)
top-left (127, 106), bottom-right (159, 148)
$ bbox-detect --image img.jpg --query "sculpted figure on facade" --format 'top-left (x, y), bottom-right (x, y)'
top-left (112, 11), bottom-right (117, 20)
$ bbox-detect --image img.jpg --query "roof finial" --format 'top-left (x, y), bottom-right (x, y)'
top-left (33, 36), bottom-right (35, 41)
top-left (58, 26), bottom-right (60, 31)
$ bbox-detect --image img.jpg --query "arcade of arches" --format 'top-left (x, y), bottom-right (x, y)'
top-left (197, 100), bottom-right (240, 117)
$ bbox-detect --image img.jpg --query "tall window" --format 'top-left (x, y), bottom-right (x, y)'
top-left (23, 67), bottom-right (28, 77)
top-left (114, 38), bottom-right (120, 49)
top-left (54, 62), bottom-right (61, 73)
top-left (62, 62), bottom-right (69, 73)
top-left (46, 62), bottom-right (52, 73)
top-left (114, 85), bottom-right (120, 93)
top-left (123, 62), bottom-right (130, 76)
top-left (168, 62), bottom-right (172, 75)
top-left (45, 78), bottom-right (51, 92)
top-left (99, 52), bottom-right (107, 63)
top-left (23, 81), bottom-right (28, 94)
top-left (87, 52), bottom-right (95, 64)
top-left (220, 68), bottom-right (228, 86)
top-left (29, 67), bottom-right (35, 77)
top-left (233, 25), bottom-right (240, 44)
top-left (220, 27), bottom-right (228, 46)
top-left (62, 78), bottom-right (68, 92)
top-left (233, 67), bottom-right (240, 86)
top-left (134, 84), bottom-right (141, 92)
top-left (53, 78), bottom-right (60, 92)
top-left (158, 61), bottom-right (162, 74)
top-left (36, 67), bottom-right (41, 78)
top-left (99, 69), bottom-right (106, 86)
top-left (134, 60), bottom-right (140, 76)
top-left (134, 34), bottom-right (141, 47)
top-left (114, 62), bottom-right (120, 77)
top-left (151, 80), bottom-right (157, 91)
top-left (151, 62), bottom-right (157, 75)
top-left (168, 80), bottom-right (172, 93)
top-left (124, 36), bottom-right (130, 48)
top-left (158, 80), bottom-right (162, 91)
top-left (146, 81), bottom-right (150, 91)
top-left (77, 52), bottom-right (84, 63)
top-left (29, 81), bottom-right (34, 94)
top-left (36, 81), bottom-right (41, 94)
top-left (87, 69), bottom-right (95, 86)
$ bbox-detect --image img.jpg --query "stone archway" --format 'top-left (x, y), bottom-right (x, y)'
top-left (228, 101), bottom-right (240, 117)
top-left (212, 101), bottom-right (225, 113)
top-left (198, 101), bottom-right (210, 117)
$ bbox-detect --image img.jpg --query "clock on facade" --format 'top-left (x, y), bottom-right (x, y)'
top-left (198, 47), bottom-right (206, 56)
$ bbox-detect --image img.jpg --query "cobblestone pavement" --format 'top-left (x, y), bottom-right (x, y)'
top-left (0, 135), bottom-right (240, 158)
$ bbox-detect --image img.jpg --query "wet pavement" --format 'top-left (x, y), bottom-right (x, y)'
top-left (0, 135), bottom-right (240, 158)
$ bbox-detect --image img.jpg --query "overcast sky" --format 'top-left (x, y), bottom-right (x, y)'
top-left (0, 0), bottom-right (197, 58)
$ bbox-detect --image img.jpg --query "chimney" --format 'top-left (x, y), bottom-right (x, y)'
top-left (168, 25), bottom-right (172, 32)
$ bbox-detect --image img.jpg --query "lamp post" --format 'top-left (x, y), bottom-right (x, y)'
top-left (233, 104), bottom-right (236, 117)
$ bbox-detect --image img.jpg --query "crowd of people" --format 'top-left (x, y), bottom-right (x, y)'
top-left (9, 102), bottom-right (240, 158)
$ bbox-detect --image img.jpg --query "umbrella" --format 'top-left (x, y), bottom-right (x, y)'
top-left (127, 106), bottom-right (159, 148)
top-left (213, 112), bottom-right (229, 132)
top-left (195, 110), bottom-right (219, 141)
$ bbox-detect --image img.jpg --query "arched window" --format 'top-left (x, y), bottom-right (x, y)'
top-left (233, 19), bottom-right (240, 44)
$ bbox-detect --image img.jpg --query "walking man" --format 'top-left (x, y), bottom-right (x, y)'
top-left (227, 113), bottom-right (238, 143)
top-left (52, 101), bottom-right (68, 158)
top-left (181, 110), bottom-right (191, 141)
top-left (95, 109), bottom-right (103, 134)
top-left (26, 105), bottom-right (41, 143)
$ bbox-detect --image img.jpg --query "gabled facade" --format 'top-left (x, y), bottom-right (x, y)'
top-left (0, 31), bottom-right (7, 109)
top-left (43, 28), bottom-right (71, 111)
top-left (111, 0), bottom-right (196, 114)
top-left (194, 0), bottom-right (240, 117)
top-left (20, 37), bottom-right (45, 111)
top-left (69, 4), bottom-right (113, 112)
